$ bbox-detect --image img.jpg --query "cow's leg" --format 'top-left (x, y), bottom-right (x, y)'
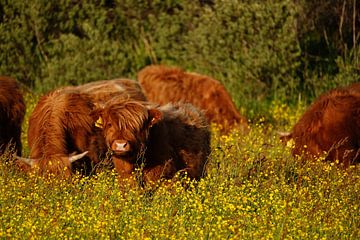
top-left (180, 150), bottom-right (208, 180)
top-left (112, 157), bottom-right (137, 187)
top-left (143, 159), bottom-right (178, 185)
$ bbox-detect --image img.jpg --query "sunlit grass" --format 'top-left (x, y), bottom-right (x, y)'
top-left (1, 97), bottom-right (359, 239)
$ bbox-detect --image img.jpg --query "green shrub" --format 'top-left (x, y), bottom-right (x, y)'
top-left (0, 0), bottom-right (359, 117)
top-left (151, 1), bottom-right (301, 103)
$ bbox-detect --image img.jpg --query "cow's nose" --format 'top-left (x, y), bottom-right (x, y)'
top-left (111, 140), bottom-right (131, 153)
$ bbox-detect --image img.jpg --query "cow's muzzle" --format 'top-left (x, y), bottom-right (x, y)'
top-left (111, 140), bottom-right (131, 156)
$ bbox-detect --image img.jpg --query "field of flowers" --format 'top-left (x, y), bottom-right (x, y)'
top-left (1, 95), bottom-right (359, 239)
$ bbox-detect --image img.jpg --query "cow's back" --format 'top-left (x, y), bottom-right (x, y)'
top-left (343, 82), bottom-right (360, 95)
top-left (60, 78), bottom-right (147, 104)
top-left (28, 90), bottom-right (92, 158)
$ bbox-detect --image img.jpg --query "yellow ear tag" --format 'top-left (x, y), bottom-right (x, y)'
top-left (95, 117), bottom-right (103, 128)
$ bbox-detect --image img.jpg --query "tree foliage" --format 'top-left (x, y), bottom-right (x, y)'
top-left (0, 0), bottom-right (359, 113)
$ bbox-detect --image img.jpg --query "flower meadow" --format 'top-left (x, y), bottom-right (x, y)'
top-left (1, 96), bottom-right (359, 239)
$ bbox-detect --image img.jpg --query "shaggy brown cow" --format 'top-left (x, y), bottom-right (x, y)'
top-left (0, 76), bottom-right (25, 156)
top-left (284, 86), bottom-right (360, 166)
top-left (137, 65), bottom-right (249, 133)
top-left (22, 78), bottom-right (147, 177)
top-left (92, 98), bottom-right (211, 186)
top-left (23, 90), bottom-right (107, 177)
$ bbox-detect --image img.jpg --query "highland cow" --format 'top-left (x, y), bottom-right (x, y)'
top-left (92, 98), bottom-right (211, 186)
top-left (0, 76), bottom-right (25, 156)
top-left (284, 86), bottom-right (360, 166)
top-left (21, 90), bottom-right (107, 177)
top-left (137, 65), bottom-right (249, 133)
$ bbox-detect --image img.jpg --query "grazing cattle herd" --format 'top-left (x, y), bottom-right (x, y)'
top-left (0, 65), bottom-right (359, 186)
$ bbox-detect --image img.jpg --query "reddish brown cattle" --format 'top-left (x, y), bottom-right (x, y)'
top-left (22, 90), bottom-right (107, 177)
top-left (92, 98), bottom-right (211, 186)
top-left (137, 65), bottom-right (249, 133)
top-left (21, 78), bottom-right (147, 177)
top-left (0, 76), bottom-right (25, 156)
top-left (285, 86), bottom-right (360, 166)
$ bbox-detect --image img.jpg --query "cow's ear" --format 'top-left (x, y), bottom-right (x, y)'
top-left (90, 109), bottom-right (104, 128)
top-left (148, 109), bottom-right (162, 127)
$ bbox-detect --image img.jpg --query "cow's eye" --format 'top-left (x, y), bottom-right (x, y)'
top-left (106, 122), bottom-right (112, 128)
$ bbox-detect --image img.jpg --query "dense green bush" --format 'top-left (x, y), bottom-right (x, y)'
top-left (296, 0), bottom-right (360, 97)
top-left (0, 0), bottom-right (359, 117)
top-left (145, 0), bottom-right (302, 113)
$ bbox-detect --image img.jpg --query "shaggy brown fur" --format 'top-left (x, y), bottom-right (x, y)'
top-left (92, 98), bottom-right (211, 186)
top-left (137, 65), bottom-right (249, 133)
top-left (343, 82), bottom-right (360, 94)
top-left (0, 76), bottom-right (25, 156)
top-left (27, 91), bottom-right (107, 177)
top-left (60, 78), bottom-right (147, 104)
top-left (286, 86), bottom-right (360, 166)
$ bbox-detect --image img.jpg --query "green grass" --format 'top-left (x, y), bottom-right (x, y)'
top-left (0, 96), bottom-right (359, 239)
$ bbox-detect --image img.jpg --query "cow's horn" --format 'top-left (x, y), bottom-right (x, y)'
top-left (277, 131), bottom-right (291, 137)
top-left (16, 156), bottom-right (37, 167)
top-left (68, 151), bottom-right (88, 163)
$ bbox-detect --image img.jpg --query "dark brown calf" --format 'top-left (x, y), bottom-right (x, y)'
top-left (0, 76), bottom-right (25, 156)
top-left (92, 98), bottom-right (211, 186)
top-left (285, 86), bottom-right (360, 166)
top-left (137, 65), bottom-right (249, 133)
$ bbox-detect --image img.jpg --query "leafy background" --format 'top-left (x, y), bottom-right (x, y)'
top-left (1, 0), bottom-right (359, 118)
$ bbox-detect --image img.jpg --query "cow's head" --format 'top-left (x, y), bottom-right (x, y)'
top-left (92, 100), bottom-right (162, 162)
